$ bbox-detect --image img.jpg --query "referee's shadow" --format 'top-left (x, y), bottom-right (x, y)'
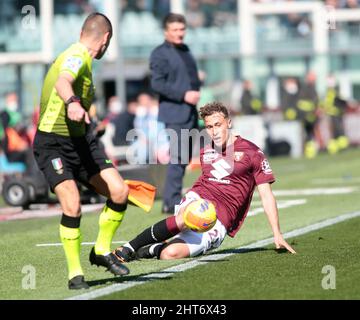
top-left (86, 247), bottom-right (286, 287)
top-left (86, 271), bottom-right (175, 288)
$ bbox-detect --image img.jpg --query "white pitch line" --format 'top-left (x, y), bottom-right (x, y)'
top-left (67, 210), bottom-right (360, 300)
top-left (248, 199), bottom-right (307, 217)
top-left (36, 241), bottom-right (126, 247)
top-left (273, 187), bottom-right (357, 196)
top-left (311, 177), bottom-right (360, 185)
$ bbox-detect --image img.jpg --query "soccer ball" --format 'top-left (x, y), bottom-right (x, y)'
top-left (183, 198), bottom-right (217, 233)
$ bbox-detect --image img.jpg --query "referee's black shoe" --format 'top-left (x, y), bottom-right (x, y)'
top-left (89, 247), bottom-right (130, 276)
top-left (68, 275), bottom-right (89, 290)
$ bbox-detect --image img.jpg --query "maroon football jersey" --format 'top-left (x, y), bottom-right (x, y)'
top-left (190, 136), bottom-right (275, 237)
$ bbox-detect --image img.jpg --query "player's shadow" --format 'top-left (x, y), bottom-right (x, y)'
top-left (196, 247), bottom-right (269, 263)
top-left (216, 247), bottom-right (269, 255)
top-left (217, 247), bottom-right (289, 255)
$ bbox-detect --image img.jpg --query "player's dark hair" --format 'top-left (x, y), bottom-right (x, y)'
top-left (82, 12), bottom-right (113, 37)
top-left (162, 13), bottom-right (187, 29)
top-left (199, 102), bottom-right (230, 120)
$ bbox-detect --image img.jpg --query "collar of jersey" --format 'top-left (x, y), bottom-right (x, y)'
top-left (76, 42), bottom-right (92, 62)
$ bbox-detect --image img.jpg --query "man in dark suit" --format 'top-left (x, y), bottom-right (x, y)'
top-left (150, 13), bottom-right (201, 214)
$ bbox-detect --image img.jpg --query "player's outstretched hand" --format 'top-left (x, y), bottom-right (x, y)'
top-left (274, 234), bottom-right (296, 254)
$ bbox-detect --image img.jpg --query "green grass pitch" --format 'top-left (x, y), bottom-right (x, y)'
top-left (0, 148), bottom-right (359, 300)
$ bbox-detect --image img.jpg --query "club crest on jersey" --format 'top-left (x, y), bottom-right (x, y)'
top-left (203, 149), bottom-right (218, 163)
top-left (261, 159), bottom-right (273, 174)
top-left (234, 151), bottom-right (244, 162)
top-left (52, 158), bottom-right (64, 175)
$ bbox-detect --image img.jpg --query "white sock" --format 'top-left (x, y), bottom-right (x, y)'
top-left (149, 243), bottom-right (162, 256)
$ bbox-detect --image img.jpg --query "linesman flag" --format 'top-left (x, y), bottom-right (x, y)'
top-left (125, 180), bottom-right (157, 213)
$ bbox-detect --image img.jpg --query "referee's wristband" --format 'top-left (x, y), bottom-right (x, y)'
top-left (65, 95), bottom-right (81, 106)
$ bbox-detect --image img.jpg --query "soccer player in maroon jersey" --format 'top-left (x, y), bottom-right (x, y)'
top-left (114, 102), bottom-right (296, 262)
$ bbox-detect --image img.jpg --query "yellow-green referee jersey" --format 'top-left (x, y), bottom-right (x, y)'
top-left (38, 42), bottom-right (94, 137)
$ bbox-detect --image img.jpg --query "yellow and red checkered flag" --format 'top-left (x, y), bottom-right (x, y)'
top-left (124, 180), bottom-right (157, 213)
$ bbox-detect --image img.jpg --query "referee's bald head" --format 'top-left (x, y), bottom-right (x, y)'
top-left (81, 12), bottom-right (113, 39)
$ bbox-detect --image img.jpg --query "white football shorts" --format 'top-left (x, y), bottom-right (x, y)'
top-left (173, 191), bottom-right (227, 257)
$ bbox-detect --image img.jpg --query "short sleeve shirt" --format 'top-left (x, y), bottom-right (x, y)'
top-left (190, 136), bottom-right (275, 237)
top-left (38, 43), bottom-right (94, 137)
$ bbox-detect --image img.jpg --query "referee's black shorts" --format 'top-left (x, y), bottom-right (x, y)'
top-left (33, 130), bottom-right (114, 192)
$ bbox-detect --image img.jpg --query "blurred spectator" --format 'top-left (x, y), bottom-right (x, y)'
top-left (0, 108), bottom-right (37, 175)
top-left (148, 95), bottom-right (169, 164)
top-left (0, 92), bottom-right (21, 142)
top-left (54, 0), bottom-right (90, 14)
top-left (100, 93), bottom-right (169, 165)
top-left (297, 71), bottom-right (319, 158)
top-left (281, 77), bottom-right (300, 120)
top-left (103, 96), bottom-right (123, 125)
top-left (324, 0), bottom-right (341, 8)
top-left (212, 0), bottom-right (238, 26)
top-left (185, 0), bottom-right (237, 28)
top-left (345, 0), bottom-right (359, 8)
top-left (279, 0), bottom-right (312, 38)
top-left (344, 0), bottom-right (360, 33)
top-left (0, 1), bottom-right (16, 28)
top-left (186, 0), bottom-right (206, 29)
top-left (153, 0), bottom-right (171, 20)
top-left (202, 0), bottom-right (220, 27)
top-left (240, 79), bottom-right (263, 115)
top-left (100, 98), bottom-right (136, 165)
top-left (122, 0), bottom-right (156, 13)
top-left (131, 92), bottom-right (168, 164)
top-left (297, 71), bottom-right (319, 124)
top-left (318, 75), bottom-right (350, 154)
top-left (112, 99), bottom-right (137, 147)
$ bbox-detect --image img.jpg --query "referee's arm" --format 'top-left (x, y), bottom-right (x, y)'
top-left (55, 73), bottom-right (90, 124)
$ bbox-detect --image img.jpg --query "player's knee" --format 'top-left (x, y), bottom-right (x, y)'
top-left (62, 199), bottom-right (81, 216)
top-left (109, 181), bottom-right (129, 204)
top-left (160, 246), bottom-right (185, 260)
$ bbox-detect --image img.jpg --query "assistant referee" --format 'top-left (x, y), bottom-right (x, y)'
top-left (33, 13), bottom-right (129, 289)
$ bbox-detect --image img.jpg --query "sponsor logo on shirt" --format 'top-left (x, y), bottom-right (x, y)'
top-left (208, 177), bottom-right (231, 184)
top-left (63, 56), bottom-right (83, 74)
top-left (209, 159), bottom-right (231, 184)
top-left (203, 149), bottom-right (219, 163)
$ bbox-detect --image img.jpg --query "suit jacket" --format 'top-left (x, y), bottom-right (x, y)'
top-left (150, 41), bottom-right (200, 125)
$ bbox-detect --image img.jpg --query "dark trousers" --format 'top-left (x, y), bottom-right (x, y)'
top-left (162, 115), bottom-right (198, 209)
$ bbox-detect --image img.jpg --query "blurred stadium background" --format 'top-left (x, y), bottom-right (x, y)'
top-left (0, 0), bottom-right (360, 161)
